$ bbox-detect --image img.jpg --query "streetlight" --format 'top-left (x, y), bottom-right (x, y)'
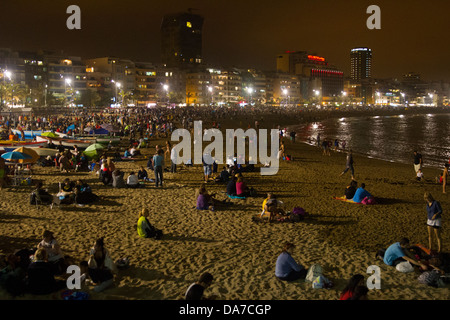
top-left (208, 86), bottom-right (213, 106)
top-left (246, 87), bottom-right (253, 106)
top-left (163, 84), bottom-right (169, 105)
top-left (282, 88), bottom-right (288, 106)
top-left (65, 78), bottom-right (72, 107)
top-left (2, 70), bottom-right (12, 108)
top-left (116, 82), bottom-right (122, 107)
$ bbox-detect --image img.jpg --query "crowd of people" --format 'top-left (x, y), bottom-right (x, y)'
top-left (0, 106), bottom-right (449, 301)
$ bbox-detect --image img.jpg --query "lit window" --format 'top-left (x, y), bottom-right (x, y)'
top-left (186, 21), bottom-right (192, 28)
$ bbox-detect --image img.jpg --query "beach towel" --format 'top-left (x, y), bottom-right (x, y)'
top-left (332, 196), bottom-right (359, 204)
top-left (227, 194), bottom-right (246, 200)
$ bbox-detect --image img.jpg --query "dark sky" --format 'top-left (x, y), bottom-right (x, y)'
top-left (0, 0), bottom-right (449, 81)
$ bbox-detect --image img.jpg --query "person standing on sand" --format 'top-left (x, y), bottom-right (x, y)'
top-left (424, 192), bottom-right (442, 253)
top-left (413, 151), bottom-right (423, 175)
top-left (340, 149), bottom-right (355, 180)
top-left (442, 164), bottom-right (449, 194)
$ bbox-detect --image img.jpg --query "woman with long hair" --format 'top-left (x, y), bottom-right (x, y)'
top-left (339, 274), bottom-right (365, 300)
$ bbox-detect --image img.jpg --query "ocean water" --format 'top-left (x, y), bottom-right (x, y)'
top-left (291, 112), bottom-right (450, 170)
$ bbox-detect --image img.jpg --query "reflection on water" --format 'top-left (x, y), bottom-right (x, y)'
top-left (293, 113), bottom-right (450, 169)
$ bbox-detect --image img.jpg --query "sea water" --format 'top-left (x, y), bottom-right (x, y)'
top-left (291, 112), bottom-right (450, 170)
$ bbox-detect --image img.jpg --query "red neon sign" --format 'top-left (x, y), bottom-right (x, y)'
top-left (308, 55), bottom-right (325, 62)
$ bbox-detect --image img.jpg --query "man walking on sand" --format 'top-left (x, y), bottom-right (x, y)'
top-left (340, 149), bottom-right (355, 180)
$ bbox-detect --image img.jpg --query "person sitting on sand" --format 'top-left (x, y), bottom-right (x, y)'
top-left (137, 166), bottom-right (151, 182)
top-left (226, 175), bottom-right (237, 197)
top-left (130, 146), bottom-right (140, 156)
top-left (275, 242), bottom-right (307, 281)
top-left (112, 169), bottom-right (126, 188)
top-left (185, 272), bottom-right (215, 300)
top-left (37, 230), bottom-right (66, 275)
top-left (235, 176), bottom-right (255, 197)
top-left (26, 248), bottom-right (66, 295)
top-left (74, 179), bottom-right (98, 205)
top-left (124, 148), bottom-right (132, 158)
top-left (344, 180), bottom-right (358, 200)
top-left (33, 182), bottom-right (53, 205)
top-left (339, 274), bottom-right (365, 300)
top-left (137, 208), bottom-right (163, 239)
top-left (88, 238), bottom-right (117, 293)
top-left (126, 171), bottom-right (139, 188)
top-left (196, 184), bottom-right (216, 211)
top-left (378, 238), bottom-right (428, 271)
top-left (214, 166), bottom-right (230, 183)
top-left (260, 193), bottom-right (285, 222)
top-left (56, 178), bottom-right (75, 204)
top-left (351, 183), bottom-right (373, 203)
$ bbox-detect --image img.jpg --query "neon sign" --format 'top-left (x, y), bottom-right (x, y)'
top-left (308, 55), bottom-right (325, 62)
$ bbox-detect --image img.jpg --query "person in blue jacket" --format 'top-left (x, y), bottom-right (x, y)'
top-left (352, 183), bottom-right (372, 203)
top-left (275, 242), bottom-right (307, 281)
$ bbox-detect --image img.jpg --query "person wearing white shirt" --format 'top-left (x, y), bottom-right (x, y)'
top-left (127, 172), bottom-right (139, 188)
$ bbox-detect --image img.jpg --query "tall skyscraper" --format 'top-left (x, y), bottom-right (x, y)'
top-left (160, 10), bottom-right (204, 69)
top-left (350, 47), bottom-right (372, 81)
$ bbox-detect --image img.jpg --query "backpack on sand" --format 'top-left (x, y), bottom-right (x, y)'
top-left (306, 264), bottom-right (323, 282)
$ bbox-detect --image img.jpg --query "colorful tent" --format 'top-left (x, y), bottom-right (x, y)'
top-left (83, 143), bottom-right (105, 160)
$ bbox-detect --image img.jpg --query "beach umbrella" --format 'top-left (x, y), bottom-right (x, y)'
top-left (83, 143), bottom-right (105, 160)
top-left (1, 151), bottom-right (33, 161)
top-left (41, 131), bottom-right (59, 138)
top-left (101, 124), bottom-right (120, 132)
top-left (67, 124), bottom-right (76, 131)
top-left (13, 147), bottom-right (40, 164)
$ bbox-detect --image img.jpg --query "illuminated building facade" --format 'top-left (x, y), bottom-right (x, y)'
top-left (350, 47), bottom-right (372, 81)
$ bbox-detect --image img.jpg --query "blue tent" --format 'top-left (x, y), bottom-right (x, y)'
top-left (88, 128), bottom-right (110, 135)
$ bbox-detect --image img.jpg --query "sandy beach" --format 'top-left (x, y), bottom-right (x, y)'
top-left (0, 113), bottom-right (449, 301)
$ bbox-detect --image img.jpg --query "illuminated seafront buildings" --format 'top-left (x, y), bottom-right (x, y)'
top-left (0, 10), bottom-right (449, 110)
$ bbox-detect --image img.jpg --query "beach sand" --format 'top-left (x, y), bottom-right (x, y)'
top-left (0, 117), bottom-right (449, 300)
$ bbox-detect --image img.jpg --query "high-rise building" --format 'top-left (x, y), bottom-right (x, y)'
top-left (160, 11), bottom-right (204, 69)
top-left (350, 47), bottom-right (372, 81)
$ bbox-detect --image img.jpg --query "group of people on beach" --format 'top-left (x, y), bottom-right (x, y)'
top-left (1, 106), bottom-right (449, 301)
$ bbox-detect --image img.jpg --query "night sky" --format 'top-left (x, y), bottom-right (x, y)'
top-left (0, 0), bottom-right (449, 81)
